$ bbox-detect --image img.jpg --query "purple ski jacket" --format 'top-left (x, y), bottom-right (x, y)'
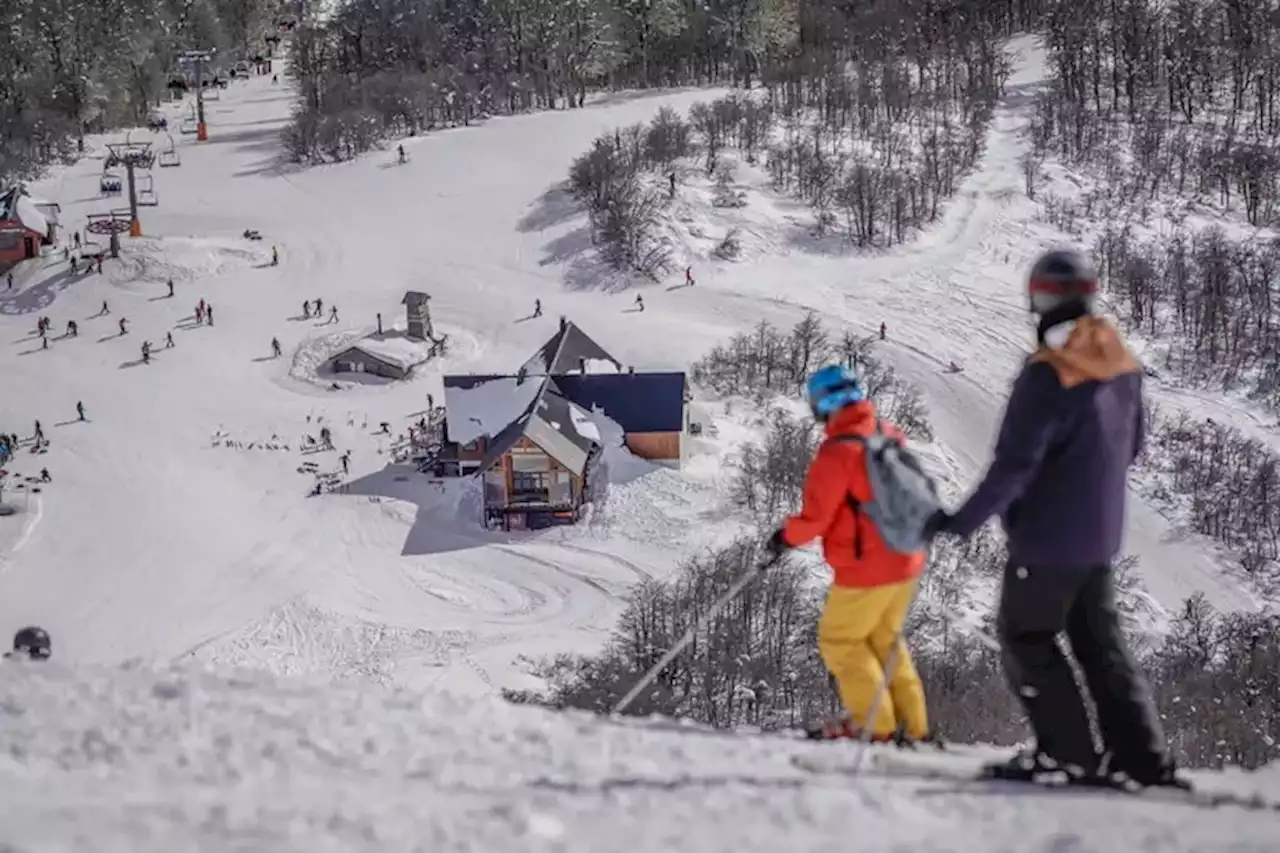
top-left (945, 316), bottom-right (1143, 567)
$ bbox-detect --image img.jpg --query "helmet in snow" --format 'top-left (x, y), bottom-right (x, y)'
top-left (806, 364), bottom-right (865, 421)
top-left (1027, 249), bottom-right (1097, 316)
top-left (11, 626), bottom-right (51, 660)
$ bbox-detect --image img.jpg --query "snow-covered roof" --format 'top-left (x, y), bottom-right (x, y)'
top-left (345, 332), bottom-right (432, 370)
top-left (473, 385), bottom-right (600, 477)
top-left (0, 188), bottom-right (49, 236)
top-left (520, 318), bottom-right (620, 377)
top-left (443, 375), bottom-right (546, 445)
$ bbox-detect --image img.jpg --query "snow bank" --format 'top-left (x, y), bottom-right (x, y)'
top-left (445, 376), bottom-right (545, 445)
top-left (0, 662), bottom-right (1276, 852)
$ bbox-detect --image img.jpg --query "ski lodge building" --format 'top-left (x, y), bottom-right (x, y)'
top-left (436, 319), bottom-right (688, 530)
top-left (0, 187), bottom-right (59, 272)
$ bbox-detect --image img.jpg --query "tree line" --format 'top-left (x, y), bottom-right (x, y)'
top-left (0, 0), bottom-right (279, 184)
top-left (1142, 408), bottom-right (1280, 587)
top-left (1090, 226), bottom-right (1280, 415)
top-left (284, 0), bottom-right (1036, 169)
top-left (1028, 0), bottom-right (1280, 225)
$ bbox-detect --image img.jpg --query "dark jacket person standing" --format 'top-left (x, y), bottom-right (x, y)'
top-left (930, 249), bottom-right (1183, 791)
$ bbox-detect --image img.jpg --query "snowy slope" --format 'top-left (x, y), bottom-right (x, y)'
top-left (0, 35), bottom-right (1263, 696)
top-left (1, 662), bottom-right (1277, 853)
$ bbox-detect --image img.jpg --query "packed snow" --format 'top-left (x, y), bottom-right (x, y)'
top-left (0, 34), bottom-right (1270, 704)
top-left (1, 662), bottom-right (1277, 852)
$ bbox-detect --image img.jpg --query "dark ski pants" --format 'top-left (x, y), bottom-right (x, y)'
top-left (997, 561), bottom-right (1168, 779)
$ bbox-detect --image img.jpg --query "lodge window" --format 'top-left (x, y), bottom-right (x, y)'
top-left (463, 439), bottom-right (479, 451)
top-left (511, 471), bottom-right (551, 503)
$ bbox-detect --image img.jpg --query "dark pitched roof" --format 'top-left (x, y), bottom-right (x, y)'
top-left (521, 318), bottom-right (620, 377)
top-left (473, 381), bottom-right (599, 477)
top-left (552, 372), bottom-right (686, 433)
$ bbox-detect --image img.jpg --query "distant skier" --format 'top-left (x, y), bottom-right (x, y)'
top-left (141, 341), bottom-right (151, 364)
top-left (320, 426), bottom-right (332, 449)
top-left (4, 626), bottom-right (51, 661)
top-left (165, 331), bottom-right (174, 348)
top-left (329, 306), bottom-right (338, 323)
top-left (69, 255), bottom-right (78, 274)
top-left (33, 420), bottom-right (43, 442)
top-left (314, 297), bottom-right (323, 316)
top-left (340, 451), bottom-right (350, 475)
top-left (685, 266), bottom-right (694, 286)
top-left (76, 401), bottom-right (85, 421)
top-left (533, 299), bottom-right (542, 318)
top-left (634, 294), bottom-right (644, 312)
top-left (272, 74), bottom-right (278, 84)
top-left (96, 256), bottom-right (103, 274)
top-left (118, 317), bottom-right (128, 335)
top-left (101, 299), bottom-right (109, 315)
top-left (397, 144), bottom-right (406, 164)
top-left (167, 278), bottom-right (174, 297)
top-left (6, 271), bottom-right (12, 289)
top-left (302, 300), bottom-right (311, 318)
top-left (926, 249), bottom-right (1186, 791)
top-left (66, 320), bottom-right (77, 337)
top-left (195, 303), bottom-right (204, 323)
top-left (669, 172), bottom-right (676, 198)
top-left (880, 322), bottom-right (887, 341)
top-left (40, 467), bottom-right (50, 482)
top-left (206, 304), bottom-right (214, 325)
top-left (74, 232), bottom-right (81, 248)
top-left (272, 337), bottom-right (282, 357)
top-left (271, 245), bottom-right (279, 266)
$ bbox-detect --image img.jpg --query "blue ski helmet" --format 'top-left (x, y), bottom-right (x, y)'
top-left (806, 364), bottom-right (865, 420)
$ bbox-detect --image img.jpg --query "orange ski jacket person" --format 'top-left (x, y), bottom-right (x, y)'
top-left (767, 364), bottom-right (930, 742)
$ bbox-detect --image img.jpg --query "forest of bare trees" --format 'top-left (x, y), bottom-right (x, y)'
top-left (0, 0), bottom-right (279, 185)
top-left (1092, 227), bottom-right (1280, 412)
top-left (1029, 0), bottom-right (1280, 224)
top-left (1142, 409), bottom-right (1280, 587)
top-left (563, 9), bottom-right (1015, 271)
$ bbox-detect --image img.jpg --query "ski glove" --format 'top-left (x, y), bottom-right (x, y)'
top-left (764, 528), bottom-right (792, 563)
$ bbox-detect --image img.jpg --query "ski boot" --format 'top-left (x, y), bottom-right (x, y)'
top-left (981, 749), bottom-right (1080, 785)
top-left (804, 715), bottom-right (895, 742)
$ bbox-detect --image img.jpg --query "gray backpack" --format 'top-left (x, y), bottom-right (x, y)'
top-left (833, 423), bottom-right (942, 555)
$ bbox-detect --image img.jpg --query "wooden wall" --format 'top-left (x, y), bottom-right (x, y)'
top-left (625, 431), bottom-right (680, 461)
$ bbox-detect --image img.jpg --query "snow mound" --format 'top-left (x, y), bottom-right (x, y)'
top-left (0, 663), bottom-right (1276, 852)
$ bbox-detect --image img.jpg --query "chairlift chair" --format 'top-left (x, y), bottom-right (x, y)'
top-left (203, 82), bottom-right (221, 101)
top-left (136, 174), bottom-right (158, 207)
top-left (158, 133), bottom-right (180, 167)
top-left (180, 117), bottom-right (198, 135)
top-left (100, 166), bottom-right (122, 195)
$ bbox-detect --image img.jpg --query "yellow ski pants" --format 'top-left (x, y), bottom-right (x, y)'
top-left (817, 579), bottom-right (929, 739)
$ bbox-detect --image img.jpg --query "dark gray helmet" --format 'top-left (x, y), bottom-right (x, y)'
top-left (11, 626), bottom-right (50, 660)
top-left (1028, 249), bottom-right (1098, 316)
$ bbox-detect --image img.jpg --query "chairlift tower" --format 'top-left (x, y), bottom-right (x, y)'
top-left (104, 141), bottom-right (155, 238)
top-left (178, 49), bottom-right (216, 142)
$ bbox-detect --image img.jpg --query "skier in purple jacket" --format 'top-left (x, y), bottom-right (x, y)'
top-left (928, 249), bottom-right (1185, 792)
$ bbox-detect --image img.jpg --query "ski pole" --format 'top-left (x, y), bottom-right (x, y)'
top-left (846, 632), bottom-right (903, 777)
top-left (612, 557), bottom-right (773, 716)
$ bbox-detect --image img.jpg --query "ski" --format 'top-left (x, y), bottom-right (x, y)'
top-left (790, 750), bottom-right (1280, 812)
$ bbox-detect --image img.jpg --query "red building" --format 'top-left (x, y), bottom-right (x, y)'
top-left (0, 187), bottom-right (56, 270)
